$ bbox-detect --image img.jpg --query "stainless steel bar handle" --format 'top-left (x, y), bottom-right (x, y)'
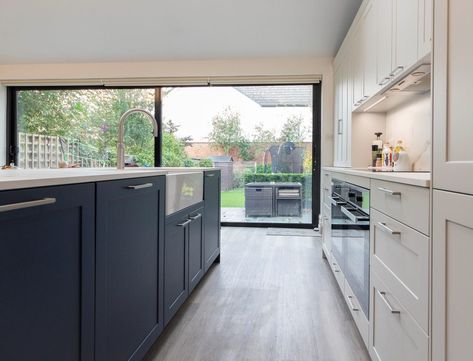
top-left (377, 187), bottom-right (401, 196)
top-left (337, 119), bottom-right (343, 135)
top-left (390, 65), bottom-right (404, 77)
top-left (329, 196), bottom-right (346, 206)
top-left (341, 206), bottom-right (358, 223)
top-left (378, 291), bottom-right (401, 314)
top-left (189, 213), bottom-right (202, 220)
top-left (332, 262), bottom-right (340, 272)
top-left (206, 173), bottom-right (215, 177)
top-left (127, 183), bottom-right (153, 190)
top-left (377, 222), bottom-right (401, 236)
top-left (379, 77), bottom-right (391, 86)
top-left (0, 198), bottom-right (56, 213)
top-left (177, 219), bottom-right (192, 227)
top-left (347, 295), bottom-right (359, 311)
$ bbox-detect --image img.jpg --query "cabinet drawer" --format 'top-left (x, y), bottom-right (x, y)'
top-left (344, 279), bottom-right (369, 347)
top-left (371, 209), bottom-right (429, 332)
top-left (370, 273), bottom-right (428, 361)
top-left (371, 179), bottom-right (430, 235)
top-left (322, 171), bottom-right (332, 207)
top-left (328, 252), bottom-right (345, 294)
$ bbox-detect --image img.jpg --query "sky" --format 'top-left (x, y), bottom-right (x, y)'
top-left (161, 86), bottom-right (313, 142)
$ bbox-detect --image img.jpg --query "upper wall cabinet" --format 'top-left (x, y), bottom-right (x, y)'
top-left (433, 0), bottom-right (473, 194)
top-left (352, 0), bottom-right (378, 109)
top-left (392, 0), bottom-right (420, 77)
top-left (418, 0), bottom-right (433, 59)
top-left (344, 0), bottom-right (432, 110)
top-left (376, 0), bottom-right (421, 89)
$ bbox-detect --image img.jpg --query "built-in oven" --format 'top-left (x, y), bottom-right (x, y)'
top-left (330, 179), bottom-right (370, 319)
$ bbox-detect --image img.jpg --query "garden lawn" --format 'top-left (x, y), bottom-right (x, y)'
top-left (221, 188), bottom-right (245, 208)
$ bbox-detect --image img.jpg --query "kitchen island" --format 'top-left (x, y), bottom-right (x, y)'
top-left (0, 167), bottom-right (221, 361)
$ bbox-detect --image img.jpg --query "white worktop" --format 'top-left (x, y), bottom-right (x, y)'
top-left (323, 167), bottom-right (431, 188)
top-left (0, 167), bottom-right (217, 191)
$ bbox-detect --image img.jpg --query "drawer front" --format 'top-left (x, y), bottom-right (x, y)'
top-left (328, 251), bottom-right (345, 294)
top-left (371, 179), bottom-right (430, 235)
top-left (321, 203), bottom-right (331, 251)
top-left (322, 171), bottom-right (332, 207)
top-left (371, 209), bottom-right (429, 332)
top-left (344, 279), bottom-right (369, 347)
top-left (370, 273), bottom-right (428, 361)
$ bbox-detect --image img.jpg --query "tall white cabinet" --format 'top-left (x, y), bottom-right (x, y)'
top-left (432, 1), bottom-right (473, 361)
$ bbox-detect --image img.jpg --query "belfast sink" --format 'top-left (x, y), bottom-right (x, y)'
top-left (165, 172), bottom-right (203, 215)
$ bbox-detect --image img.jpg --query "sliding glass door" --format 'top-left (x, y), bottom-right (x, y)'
top-left (161, 84), bottom-right (319, 226)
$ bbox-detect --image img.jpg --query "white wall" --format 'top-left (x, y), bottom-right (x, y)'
top-left (385, 93), bottom-right (431, 171)
top-left (351, 112), bottom-right (386, 168)
top-left (0, 56), bottom-right (334, 167)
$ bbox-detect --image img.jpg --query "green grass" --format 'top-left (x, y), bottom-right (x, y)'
top-left (221, 188), bottom-right (245, 208)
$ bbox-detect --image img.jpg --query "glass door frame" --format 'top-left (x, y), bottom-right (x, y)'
top-left (157, 83), bottom-right (322, 229)
top-left (6, 83), bottom-right (321, 228)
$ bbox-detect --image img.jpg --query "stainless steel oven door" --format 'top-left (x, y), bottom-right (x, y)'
top-left (344, 225), bottom-right (370, 318)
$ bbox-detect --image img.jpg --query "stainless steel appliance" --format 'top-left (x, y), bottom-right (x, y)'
top-left (330, 179), bottom-right (370, 318)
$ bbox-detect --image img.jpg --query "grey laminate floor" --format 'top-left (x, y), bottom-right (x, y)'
top-left (144, 227), bottom-right (371, 361)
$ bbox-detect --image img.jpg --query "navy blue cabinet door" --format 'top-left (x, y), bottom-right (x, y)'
top-left (0, 183), bottom-right (95, 361)
top-left (164, 213), bottom-right (189, 325)
top-left (188, 207), bottom-right (204, 293)
top-left (95, 176), bottom-right (165, 361)
top-left (203, 170), bottom-right (221, 272)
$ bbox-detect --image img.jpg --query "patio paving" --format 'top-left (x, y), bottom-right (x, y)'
top-left (221, 207), bottom-right (312, 224)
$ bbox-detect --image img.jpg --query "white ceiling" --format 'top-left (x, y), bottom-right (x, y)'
top-left (0, 0), bottom-right (362, 64)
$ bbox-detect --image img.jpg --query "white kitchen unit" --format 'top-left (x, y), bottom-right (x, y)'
top-left (333, 0), bottom-right (432, 165)
top-left (433, 0), bottom-right (473, 195)
top-left (432, 190), bottom-right (473, 361)
top-left (369, 179), bottom-right (430, 361)
top-left (432, 2), bottom-right (473, 361)
top-left (321, 168), bottom-right (431, 359)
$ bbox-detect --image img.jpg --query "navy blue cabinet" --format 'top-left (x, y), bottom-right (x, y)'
top-left (0, 183), bottom-right (95, 361)
top-left (188, 208), bottom-right (204, 293)
top-left (203, 170), bottom-right (221, 272)
top-left (95, 176), bottom-right (165, 361)
top-left (164, 203), bottom-right (204, 325)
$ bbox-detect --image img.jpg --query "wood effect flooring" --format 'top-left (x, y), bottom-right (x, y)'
top-left (144, 227), bottom-right (371, 361)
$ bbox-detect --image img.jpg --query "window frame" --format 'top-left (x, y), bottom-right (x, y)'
top-left (6, 83), bottom-right (321, 227)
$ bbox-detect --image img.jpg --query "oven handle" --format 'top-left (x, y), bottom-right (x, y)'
top-left (329, 196), bottom-right (347, 206)
top-left (341, 206), bottom-right (368, 223)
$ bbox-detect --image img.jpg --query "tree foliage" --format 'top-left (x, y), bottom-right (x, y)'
top-left (279, 114), bottom-right (308, 143)
top-left (207, 107), bottom-right (253, 159)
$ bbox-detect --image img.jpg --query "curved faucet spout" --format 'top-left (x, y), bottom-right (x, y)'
top-left (117, 108), bottom-right (159, 169)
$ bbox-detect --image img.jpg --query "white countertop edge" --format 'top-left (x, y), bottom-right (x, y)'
top-left (0, 167), bottom-right (219, 191)
top-left (322, 167), bottom-right (431, 188)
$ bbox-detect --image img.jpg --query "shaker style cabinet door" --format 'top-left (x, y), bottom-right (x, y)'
top-left (188, 207), bottom-right (204, 293)
top-left (95, 176), bottom-right (165, 361)
top-left (0, 184), bottom-right (95, 361)
top-left (164, 213), bottom-right (190, 325)
top-left (433, 0), bottom-right (473, 194)
top-left (432, 190), bottom-right (473, 361)
top-left (203, 170), bottom-right (221, 271)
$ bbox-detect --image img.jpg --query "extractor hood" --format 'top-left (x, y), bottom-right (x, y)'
top-left (356, 63), bottom-right (431, 113)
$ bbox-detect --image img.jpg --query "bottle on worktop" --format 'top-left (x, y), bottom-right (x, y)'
top-left (372, 132), bottom-right (383, 167)
top-left (382, 143), bottom-right (393, 168)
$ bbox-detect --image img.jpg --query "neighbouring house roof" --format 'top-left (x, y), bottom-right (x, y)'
top-left (234, 85), bottom-right (312, 107)
top-left (209, 155), bottom-right (234, 162)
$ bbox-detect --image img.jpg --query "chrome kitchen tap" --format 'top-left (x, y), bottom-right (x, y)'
top-left (116, 108), bottom-right (158, 170)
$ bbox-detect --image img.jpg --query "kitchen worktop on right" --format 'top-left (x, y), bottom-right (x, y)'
top-left (323, 167), bottom-right (431, 188)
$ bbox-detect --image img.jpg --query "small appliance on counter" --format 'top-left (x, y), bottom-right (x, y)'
top-left (393, 140), bottom-right (410, 171)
